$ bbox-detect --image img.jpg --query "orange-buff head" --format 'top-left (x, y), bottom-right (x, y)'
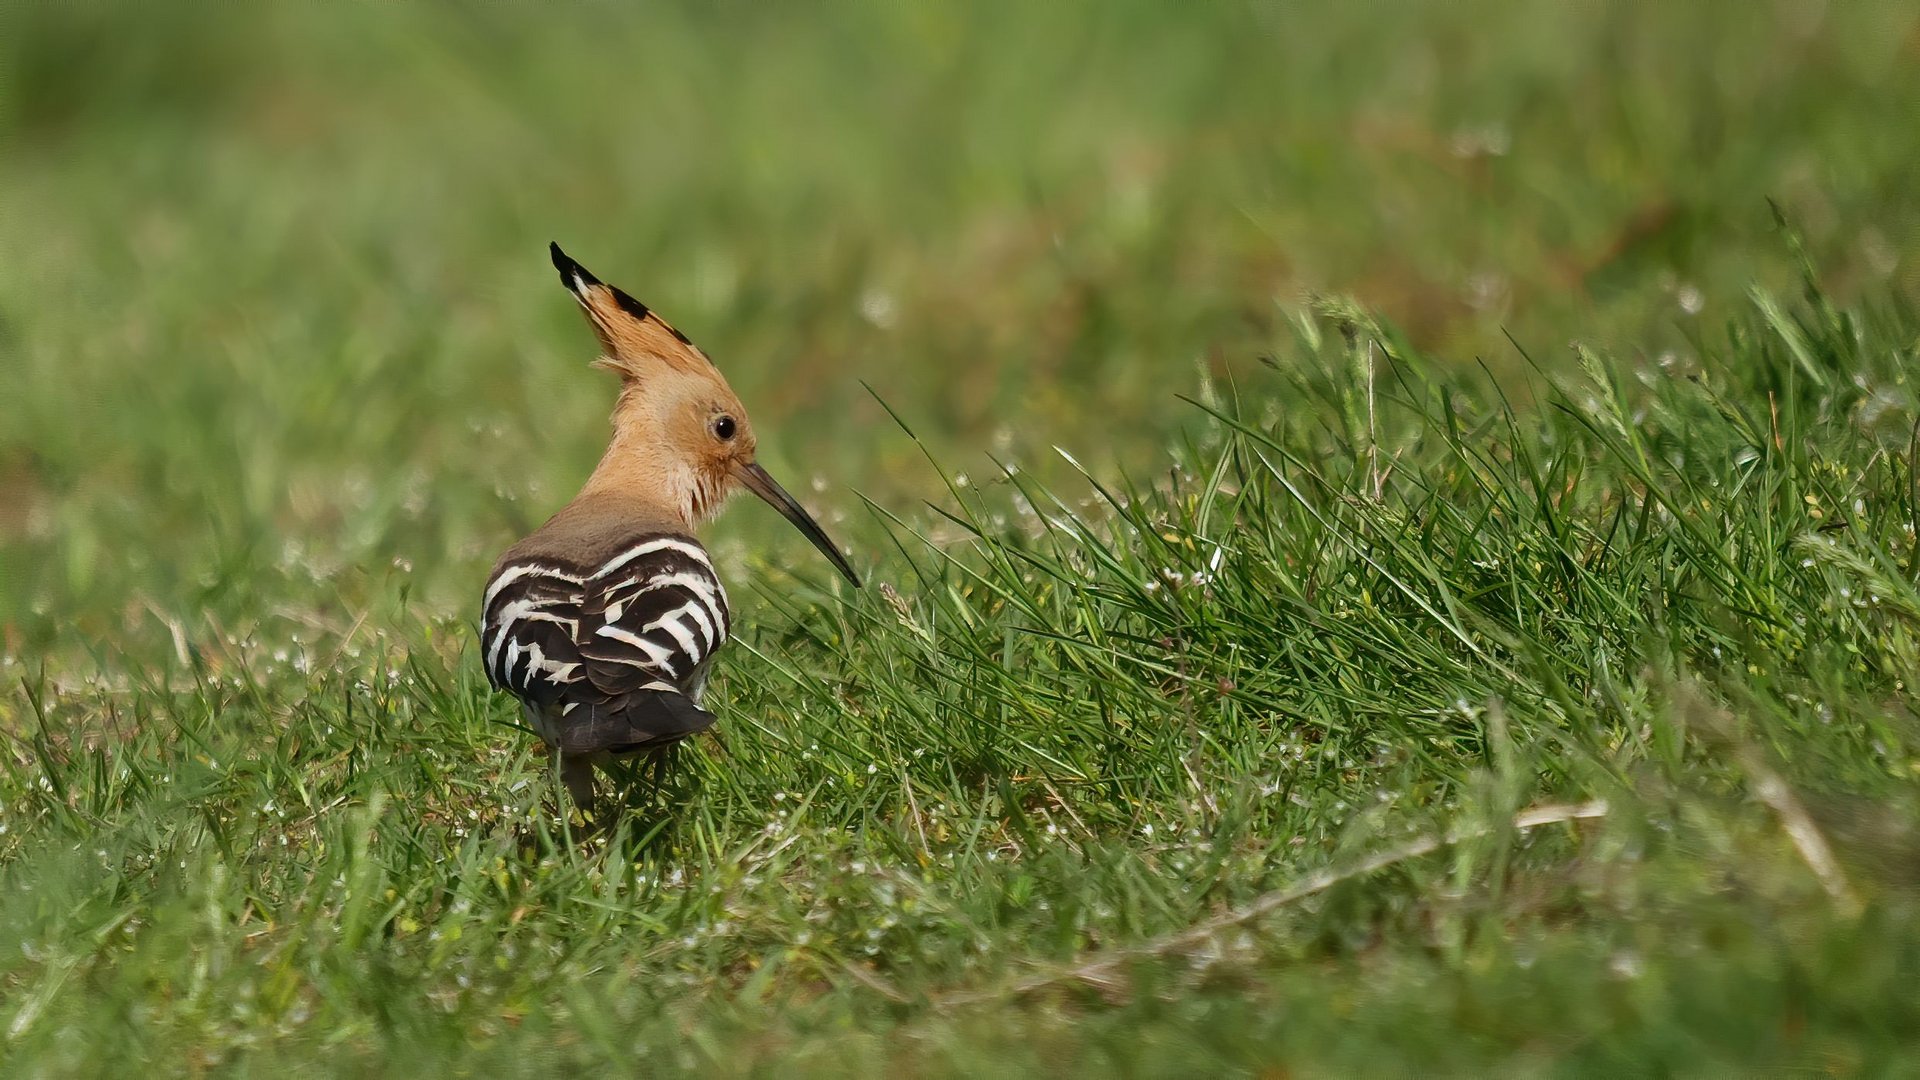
top-left (551, 242), bottom-right (859, 586)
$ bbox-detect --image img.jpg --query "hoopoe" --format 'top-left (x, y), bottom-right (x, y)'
top-left (482, 243), bottom-right (860, 814)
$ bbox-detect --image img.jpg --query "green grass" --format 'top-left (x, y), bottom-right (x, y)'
top-left (4, 2), bottom-right (1920, 1075)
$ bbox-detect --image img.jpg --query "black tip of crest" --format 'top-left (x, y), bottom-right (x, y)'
top-left (548, 242), bottom-right (653, 321)
top-left (549, 242), bottom-right (602, 294)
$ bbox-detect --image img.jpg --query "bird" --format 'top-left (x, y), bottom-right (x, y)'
top-left (481, 243), bottom-right (860, 816)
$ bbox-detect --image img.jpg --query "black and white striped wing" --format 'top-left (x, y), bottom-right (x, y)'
top-left (482, 537), bottom-right (731, 707)
top-left (481, 561), bottom-right (588, 707)
top-left (575, 537), bottom-right (732, 697)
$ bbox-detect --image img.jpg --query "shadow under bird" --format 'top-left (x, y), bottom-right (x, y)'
top-left (481, 243), bottom-right (860, 815)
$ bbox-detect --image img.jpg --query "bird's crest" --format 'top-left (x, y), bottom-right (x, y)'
top-left (549, 242), bottom-right (714, 381)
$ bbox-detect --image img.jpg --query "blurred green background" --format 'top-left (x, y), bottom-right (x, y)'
top-left (3, 1), bottom-right (1918, 657)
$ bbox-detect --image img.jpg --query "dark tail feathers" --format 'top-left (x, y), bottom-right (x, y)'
top-left (557, 690), bottom-right (716, 755)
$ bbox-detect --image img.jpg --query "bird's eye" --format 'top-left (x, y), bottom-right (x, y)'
top-left (712, 415), bottom-right (737, 441)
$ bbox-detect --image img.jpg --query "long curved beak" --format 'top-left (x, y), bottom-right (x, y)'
top-left (735, 462), bottom-right (861, 587)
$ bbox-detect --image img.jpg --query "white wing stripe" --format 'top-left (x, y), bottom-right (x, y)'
top-left (486, 608), bottom-right (579, 673)
top-left (525, 643), bottom-right (580, 683)
top-left (642, 571), bottom-right (722, 609)
top-left (683, 602), bottom-right (716, 649)
top-left (594, 624), bottom-right (681, 676)
top-left (599, 567), bottom-right (722, 611)
top-left (594, 538), bottom-right (713, 579)
top-left (483, 562), bottom-right (583, 613)
top-left (645, 609), bottom-right (704, 663)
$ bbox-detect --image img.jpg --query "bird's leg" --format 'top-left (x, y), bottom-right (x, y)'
top-left (556, 750), bottom-right (598, 821)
